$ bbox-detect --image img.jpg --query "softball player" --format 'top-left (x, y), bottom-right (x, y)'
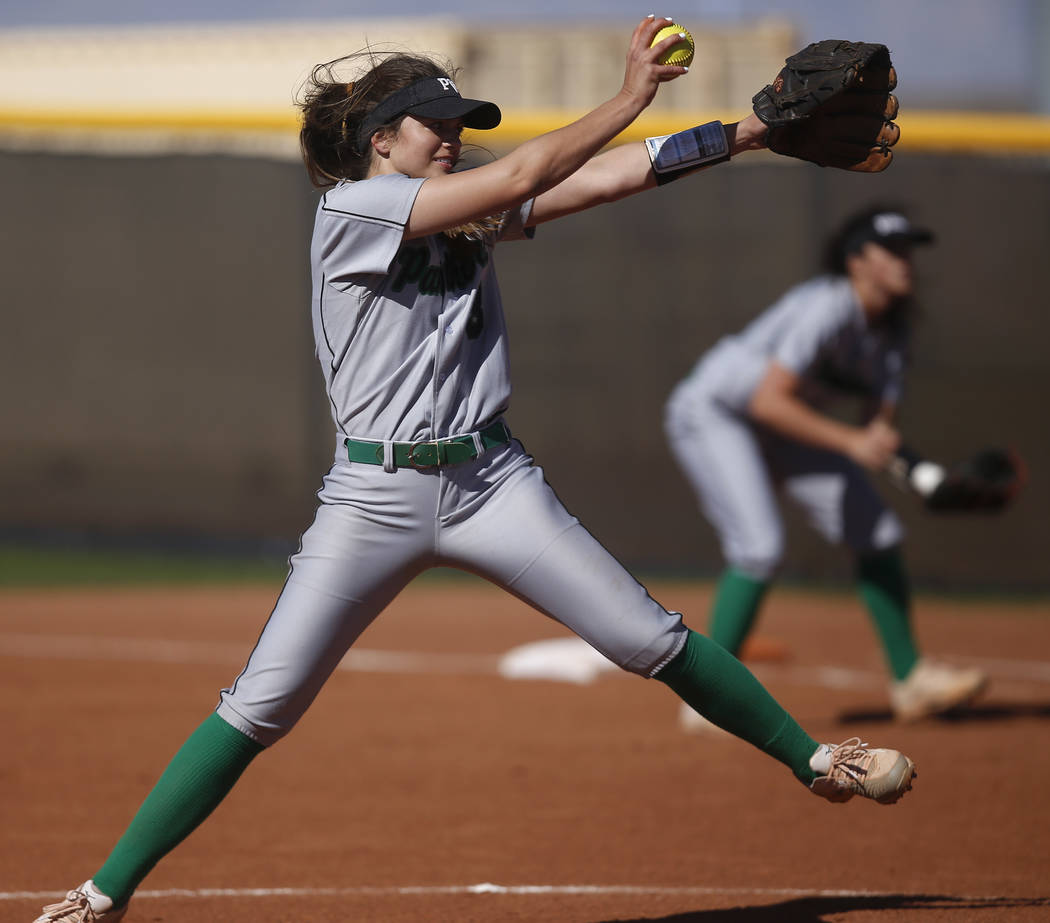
top-left (665, 206), bottom-right (988, 731)
top-left (36, 20), bottom-right (915, 922)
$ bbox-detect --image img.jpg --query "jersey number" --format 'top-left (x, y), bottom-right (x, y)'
top-left (466, 290), bottom-right (484, 339)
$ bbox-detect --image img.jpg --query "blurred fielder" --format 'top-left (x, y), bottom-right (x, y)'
top-left (665, 205), bottom-right (995, 731)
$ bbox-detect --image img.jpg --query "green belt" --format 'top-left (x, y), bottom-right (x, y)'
top-left (344, 421), bottom-right (511, 469)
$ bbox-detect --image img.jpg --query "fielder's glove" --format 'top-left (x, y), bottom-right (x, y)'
top-left (753, 40), bottom-right (900, 172)
top-left (891, 447), bottom-right (1026, 513)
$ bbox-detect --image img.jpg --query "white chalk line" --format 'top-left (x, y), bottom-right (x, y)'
top-left (2, 883), bottom-right (1036, 903)
top-left (2, 633), bottom-right (1050, 689)
top-left (0, 633), bottom-right (500, 675)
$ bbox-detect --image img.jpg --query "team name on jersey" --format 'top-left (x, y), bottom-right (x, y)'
top-left (390, 237), bottom-right (489, 296)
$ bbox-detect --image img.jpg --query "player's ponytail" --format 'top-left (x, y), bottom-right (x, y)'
top-left (298, 52), bottom-right (457, 188)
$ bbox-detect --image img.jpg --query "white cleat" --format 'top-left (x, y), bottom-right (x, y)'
top-left (891, 659), bottom-right (988, 722)
top-left (809, 737), bottom-right (916, 804)
top-left (32, 880), bottom-right (127, 922)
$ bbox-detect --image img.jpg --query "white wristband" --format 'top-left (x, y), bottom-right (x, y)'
top-left (645, 121), bottom-right (730, 176)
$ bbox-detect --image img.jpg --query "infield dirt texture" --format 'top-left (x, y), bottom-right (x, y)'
top-left (4, 579), bottom-right (1049, 922)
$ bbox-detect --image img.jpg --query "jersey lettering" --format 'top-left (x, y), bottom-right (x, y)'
top-left (421, 265), bottom-right (444, 294)
top-left (391, 246), bottom-right (429, 292)
top-left (390, 238), bottom-right (489, 296)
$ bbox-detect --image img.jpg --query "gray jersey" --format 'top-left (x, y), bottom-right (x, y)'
top-left (310, 173), bottom-right (532, 442)
top-left (667, 275), bottom-right (907, 420)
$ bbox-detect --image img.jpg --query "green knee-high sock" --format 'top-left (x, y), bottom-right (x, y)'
top-left (92, 713), bottom-right (264, 906)
top-left (658, 629), bottom-right (820, 784)
top-left (857, 547), bottom-right (920, 681)
top-left (708, 567), bottom-right (770, 656)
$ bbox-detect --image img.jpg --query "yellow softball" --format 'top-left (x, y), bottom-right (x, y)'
top-left (651, 22), bottom-right (694, 67)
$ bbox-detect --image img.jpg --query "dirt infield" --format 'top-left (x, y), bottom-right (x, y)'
top-left (3, 579), bottom-right (1049, 922)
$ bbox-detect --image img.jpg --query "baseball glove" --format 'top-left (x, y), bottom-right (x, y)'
top-left (752, 40), bottom-right (900, 172)
top-left (924, 448), bottom-right (1027, 513)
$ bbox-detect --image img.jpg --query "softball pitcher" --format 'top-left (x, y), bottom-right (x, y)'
top-left (665, 206), bottom-right (988, 732)
top-left (36, 20), bottom-right (915, 922)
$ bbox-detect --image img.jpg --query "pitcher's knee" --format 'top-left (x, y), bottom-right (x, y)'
top-left (215, 696), bottom-right (299, 748)
top-left (597, 616), bottom-right (688, 678)
top-left (847, 508), bottom-right (905, 554)
top-left (726, 543), bottom-right (782, 581)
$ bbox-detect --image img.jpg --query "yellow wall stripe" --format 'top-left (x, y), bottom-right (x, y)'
top-left (2, 107), bottom-right (1049, 155)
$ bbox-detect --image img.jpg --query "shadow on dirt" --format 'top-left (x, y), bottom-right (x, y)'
top-left (600, 892), bottom-right (1050, 922)
top-left (836, 700), bottom-right (1050, 725)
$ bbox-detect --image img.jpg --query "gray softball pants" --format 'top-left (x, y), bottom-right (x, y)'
top-left (217, 439), bottom-right (686, 746)
top-left (666, 399), bottom-right (904, 581)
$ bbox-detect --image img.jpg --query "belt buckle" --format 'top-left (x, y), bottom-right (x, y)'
top-left (409, 440), bottom-right (443, 468)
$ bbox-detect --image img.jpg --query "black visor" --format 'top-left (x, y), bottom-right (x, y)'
top-left (356, 77), bottom-right (501, 151)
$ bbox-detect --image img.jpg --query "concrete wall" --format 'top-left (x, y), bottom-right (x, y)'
top-left (2, 147), bottom-right (1047, 589)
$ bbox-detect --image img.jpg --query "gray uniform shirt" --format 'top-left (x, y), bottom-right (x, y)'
top-left (668, 275), bottom-right (907, 421)
top-left (310, 173), bottom-right (532, 442)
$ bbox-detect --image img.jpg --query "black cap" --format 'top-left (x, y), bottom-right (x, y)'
top-left (356, 77), bottom-right (501, 151)
top-left (845, 211), bottom-right (935, 253)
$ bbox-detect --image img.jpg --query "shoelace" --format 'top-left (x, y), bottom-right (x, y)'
top-left (41, 889), bottom-right (97, 921)
top-left (826, 737), bottom-right (874, 788)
